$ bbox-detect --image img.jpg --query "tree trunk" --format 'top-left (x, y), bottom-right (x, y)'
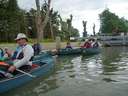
top-left (41, 0), bottom-right (51, 31)
top-left (49, 18), bottom-right (54, 40)
top-left (35, 0), bottom-right (43, 42)
top-left (35, 0), bottom-right (51, 42)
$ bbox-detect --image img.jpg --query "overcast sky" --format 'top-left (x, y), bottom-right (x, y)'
top-left (18, 0), bottom-right (128, 36)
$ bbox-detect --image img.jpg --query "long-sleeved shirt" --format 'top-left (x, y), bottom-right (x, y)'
top-left (13, 44), bottom-right (34, 68)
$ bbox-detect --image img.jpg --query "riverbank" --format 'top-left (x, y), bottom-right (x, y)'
top-left (0, 42), bottom-right (82, 50)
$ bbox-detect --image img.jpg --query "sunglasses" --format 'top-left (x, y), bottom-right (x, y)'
top-left (16, 38), bottom-right (23, 41)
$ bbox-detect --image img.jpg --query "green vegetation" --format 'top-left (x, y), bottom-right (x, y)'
top-left (0, 0), bottom-right (79, 42)
top-left (99, 9), bottom-right (128, 35)
top-left (0, 0), bottom-right (26, 42)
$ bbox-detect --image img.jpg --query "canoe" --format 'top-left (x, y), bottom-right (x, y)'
top-left (82, 47), bottom-right (101, 55)
top-left (32, 52), bottom-right (52, 61)
top-left (0, 54), bottom-right (54, 93)
top-left (57, 48), bottom-right (81, 55)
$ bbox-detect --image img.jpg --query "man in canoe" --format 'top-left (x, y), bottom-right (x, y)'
top-left (6, 33), bottom-right (34, 73)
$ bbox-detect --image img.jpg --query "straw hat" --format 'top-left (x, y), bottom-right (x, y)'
top-left (15, 33), bottom-right (27, 40)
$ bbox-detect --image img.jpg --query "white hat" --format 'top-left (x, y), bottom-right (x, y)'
top-left (15, 33), bottom-right (27, 40)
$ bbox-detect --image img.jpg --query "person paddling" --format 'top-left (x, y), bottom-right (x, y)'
top-left (7, 33), bottom-right (34, 73)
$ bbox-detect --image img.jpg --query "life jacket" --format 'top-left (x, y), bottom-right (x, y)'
top-left (83, 42), bottom-right (91, 48)
top-left (12, 45), bottom-right (33, 61)
top-left (12, 46), bottom-right (23, 60)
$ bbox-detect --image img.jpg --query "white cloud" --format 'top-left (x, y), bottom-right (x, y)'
top-left (107, 2), bottom-right (128, 19)
top-left (18, 0), bottom-right (36, 10)
top-left (71, 9), bottom-right (102, 36)
top-left (51, 0), bottom-right (128, 36)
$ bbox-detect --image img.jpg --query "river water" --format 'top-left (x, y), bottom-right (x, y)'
top-left (2, 47), bottom-right (128, 96)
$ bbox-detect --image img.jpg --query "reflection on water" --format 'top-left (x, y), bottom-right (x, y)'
top-left (101, 47), bottom-right (128, 83)
top-left (2, 47), bottom-right (128, 96)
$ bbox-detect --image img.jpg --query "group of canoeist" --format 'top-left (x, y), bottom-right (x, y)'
top-left (0, 33), bottom-right (99, 77)
top-left (81, 38), bottom-right (99, 48)
top-left (65, 38), bottom-right (99, 49)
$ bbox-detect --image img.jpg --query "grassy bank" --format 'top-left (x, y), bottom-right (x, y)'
top-left (0, 42), bottom-right (82, 50)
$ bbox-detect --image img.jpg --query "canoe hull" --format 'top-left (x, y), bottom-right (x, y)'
top-left (0, 55), bottom-right (54, 93)
top-left (57, 48), bottom-right (81, 55)
top-left (82, 48), bottom-right (101, 55)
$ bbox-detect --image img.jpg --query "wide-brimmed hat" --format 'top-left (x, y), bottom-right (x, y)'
top-left (15, 33), bottom-right (27, 41)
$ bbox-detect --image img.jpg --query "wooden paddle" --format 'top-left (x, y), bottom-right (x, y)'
top-left (0, 62), bottom-right (36, 78)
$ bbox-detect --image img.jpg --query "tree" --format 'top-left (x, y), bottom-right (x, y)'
top-left (99, 9), bottom-right (128, 35)
top-left (58, 14), bottom-right (79, 40)
top-left (43, 8), bottom-right (60, 39)
top-left (70, 27), bottom-right (79, 37)
top-left (93, 23), bottom-right (96, 36)
top-left (25, 8), bottom-right (37, 38)
top-left (82, 20), bottom-right (87, 37)
top-left (58, 15), bottom-right (67, 40)
top-left (25, 5), bottom-right (60, 40)
top-left (35, 0), bottom-right (52, 42)
top-left (67, 14), bottom-right (73, 40)
top-left (0, 0), bottom-right (8, 41)
top-left (0, 0), bottom-right (26, 42)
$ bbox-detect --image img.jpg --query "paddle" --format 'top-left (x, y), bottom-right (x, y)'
top-left (0, 62), bottom-right (36, 78)
top-left (16, 69), bottom-right (35, 78)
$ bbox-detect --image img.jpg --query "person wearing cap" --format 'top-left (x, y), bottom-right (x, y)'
top-left (8, 33), bottom-right (34, 73)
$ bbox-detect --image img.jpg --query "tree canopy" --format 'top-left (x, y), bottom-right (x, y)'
top-left (0, 0), bottom-right (26, 42)
top-left (99, 9), bottom-right (128, 35)
top-left (0, 0), bottom-right (80, 42)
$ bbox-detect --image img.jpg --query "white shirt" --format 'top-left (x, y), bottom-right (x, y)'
top-left (14, 44), bottom-right (34, 68)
